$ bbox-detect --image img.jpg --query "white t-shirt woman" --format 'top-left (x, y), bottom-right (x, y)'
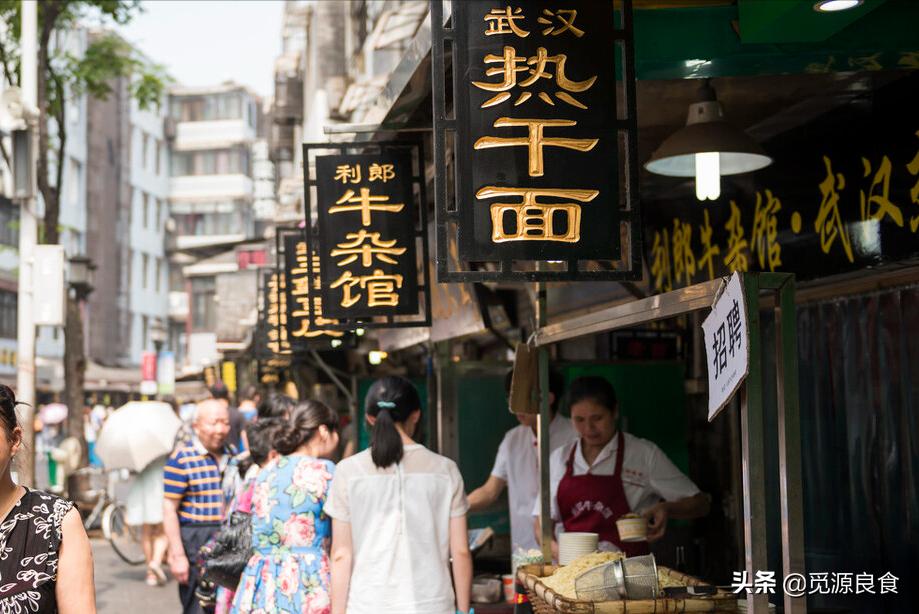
top-left (326, 376), bottom-right (473, 614)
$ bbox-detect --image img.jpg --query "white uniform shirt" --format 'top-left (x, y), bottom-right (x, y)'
top-left (325, 444), bottom-right (468, 614)
top-left (534, 432), bottom-right (700, 551)
top-left (491, 415), bottom-right (578, 551)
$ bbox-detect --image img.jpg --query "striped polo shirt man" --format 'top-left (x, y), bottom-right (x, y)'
top-left (164, 437), bottom-right (228, 524)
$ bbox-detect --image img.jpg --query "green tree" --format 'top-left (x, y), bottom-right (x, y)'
top-left (0, 1), bottom-right (167, 472)
top-left (0, 0), bottom-right (167, 245)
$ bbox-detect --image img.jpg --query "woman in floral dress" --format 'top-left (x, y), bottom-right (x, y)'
top-left (231, 400), bottom-right (339, 614)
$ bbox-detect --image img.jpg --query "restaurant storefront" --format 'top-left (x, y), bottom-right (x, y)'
top-left (249, 2), bottom-right (919, 612)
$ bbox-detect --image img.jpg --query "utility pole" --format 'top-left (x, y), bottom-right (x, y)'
top-left (15, 0), bottom-right (38, 487)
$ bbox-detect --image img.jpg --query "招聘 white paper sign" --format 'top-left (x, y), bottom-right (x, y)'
top-left (702, 272), bottom-right (749, 421)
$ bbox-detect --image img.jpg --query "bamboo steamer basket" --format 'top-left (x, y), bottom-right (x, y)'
top-left (517, 563), bottom-right (738, 614)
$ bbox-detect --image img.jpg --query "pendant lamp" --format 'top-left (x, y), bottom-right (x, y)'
top-left (644, 80), bottom-right (772, 201)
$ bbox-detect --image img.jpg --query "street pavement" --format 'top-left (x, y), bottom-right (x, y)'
top-left (92, 537), bottom-right (179, 614)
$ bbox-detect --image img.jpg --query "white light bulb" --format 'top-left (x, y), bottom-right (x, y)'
top-left (695, 152), bottom-right (721, 201)
top-left (814, 0), bottom-right (862, 12)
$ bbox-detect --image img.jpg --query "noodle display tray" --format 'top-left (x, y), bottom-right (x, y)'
top-left (517, 564), bottom-right (738, 613)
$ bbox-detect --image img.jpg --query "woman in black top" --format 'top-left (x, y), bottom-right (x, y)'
top-left (0, 385), bottom-right (95, 613)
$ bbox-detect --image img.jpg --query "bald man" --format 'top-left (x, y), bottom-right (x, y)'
top-left (163, 400), bottom-right (231, 613)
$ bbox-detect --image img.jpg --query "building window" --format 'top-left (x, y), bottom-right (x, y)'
top-left (0, 199), bottom-right (19, 247)
top-left (155, 258), bottom-right (162, 293)
top-left (141, 253), bottom-right (149, 289)
top-left (0, 291), bottom-right (16, 338)
top-left (172, 208), bottom-right (253, 237)
top-left (155, 198), bottom-right (162, 230)
top-left (170, 92), bottom-right (245, 122)
top-left (155, 139), bottom-right (162, 175)
top-left (142, 192), bottom-right (149, 229)
top-left (169, 266), bottom-right (184, 292)
top-left (141, 314), bottom-right (149, 351)
top-left (170, 147), bottom-right (250, 177)
top-left (191, 277), bottom-right (216, 331)
top-left (141, 132), bottom-right (149, 170)
top-left (67, 158), bottom-right (82, 206)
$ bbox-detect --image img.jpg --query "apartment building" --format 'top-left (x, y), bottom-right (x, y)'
top-left (85, 32), bottom-right (172, 371)
top-left (167, 83), bottom-right (260, 373)
top-left (128, 92), bottom-right (171, 362)
top-left (269, 1), bottom-right (428, 222)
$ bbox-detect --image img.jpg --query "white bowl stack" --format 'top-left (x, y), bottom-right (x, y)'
top-left (558, 532), bottom-right (599, 565)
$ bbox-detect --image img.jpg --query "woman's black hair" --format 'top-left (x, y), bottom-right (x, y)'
top-left (273, 400), bottom-right (338, 456)
top-left (245, 418), bottom-right (282, 466)
top-left (240, 384), bottom-right (259, 402)
top-left (568, 376), bottom-right (618, 413)
top-left (257, 393), bottom-right (296, 420)
top-left (0, 385), bottom-right (20, 439)
top-left (365, 376), bottom-right (420, 468)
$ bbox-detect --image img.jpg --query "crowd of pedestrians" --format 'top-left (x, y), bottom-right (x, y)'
top-left (161, 376), bottom-right (473, 614)
top-left (0, 376), bottom-right (472, 614)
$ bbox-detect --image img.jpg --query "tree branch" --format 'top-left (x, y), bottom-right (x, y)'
top-left (51, 69), bottom-right (66, 207)
top-left (0, 35), bottom-right (16, 88)
top-left (0, 139), bottom-right (9, 174)
top-left (36, 0), bottom-right (62, 245)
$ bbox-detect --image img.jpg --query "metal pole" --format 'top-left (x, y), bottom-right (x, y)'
top-left (775, 277), bottom-right (807, 614)
top-left (15, 0), bottom-right (38, 487)
top-left (536, 281), bottom-right (553, 563)
top-left (740, 274), bottom-right (768, 614)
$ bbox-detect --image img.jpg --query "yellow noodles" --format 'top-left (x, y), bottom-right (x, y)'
top-left (540, 552), bottom-right (624, 597)
top-left (539, 552), bottom-right (686, 599)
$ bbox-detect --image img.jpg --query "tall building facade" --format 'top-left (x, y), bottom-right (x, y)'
top-left (166, 83), bottom-right (260, 373)
top-left (127, 91), bottom-right (170, 361)
top-left (85, 31), bottom-right (171, 372)
top-left (85, 63), bottom-right (131, 368)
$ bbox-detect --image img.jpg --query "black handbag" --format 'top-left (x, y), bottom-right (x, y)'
top-left (200, 511), bottom-right (253, 590)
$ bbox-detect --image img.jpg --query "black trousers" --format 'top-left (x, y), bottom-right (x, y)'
top-left (178, 523), bottom-right (220, 614)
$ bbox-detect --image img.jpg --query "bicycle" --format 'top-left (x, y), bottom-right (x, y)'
top-left (68, 466), bottom-right (146, 566)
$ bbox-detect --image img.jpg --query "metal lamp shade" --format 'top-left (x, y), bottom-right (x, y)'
top-left (644, 121), bottom-right (773, 178)
top-left (68, 255), bottom-right (95, 294)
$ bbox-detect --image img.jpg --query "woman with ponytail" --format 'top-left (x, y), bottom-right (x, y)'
top-left (0, 385), bottom-right (95, 613)
top-left (231, 400), bottom-right (339, 614)
top-left (326, 376), bottom-right (473, 614)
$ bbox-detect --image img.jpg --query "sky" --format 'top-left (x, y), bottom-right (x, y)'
top-left (116, 0), bottom-right (285, 98)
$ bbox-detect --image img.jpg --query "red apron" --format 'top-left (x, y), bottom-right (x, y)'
top-left (557, 431), bottom-right (650, 557)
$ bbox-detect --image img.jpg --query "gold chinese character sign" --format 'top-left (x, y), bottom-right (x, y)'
top-left (641, 107), bottom-right (919, 292)
top-left (278, 230), bottom-right (344, 349)
top-left (432, 0), bottom-right (643, 281)
top-left (302, 142), bottom-right (431, 329)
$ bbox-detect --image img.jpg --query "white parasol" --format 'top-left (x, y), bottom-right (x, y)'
top-left (95, 401), bottom-right (183, 472)
top-left (39, 403), bottom-right (68, 425)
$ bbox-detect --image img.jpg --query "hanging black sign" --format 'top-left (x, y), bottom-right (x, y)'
top-left (303, 141), bottom-right (431, 330)
top-left (643, 73), bottom-right (919, 293)
top-left (281, 231), bottom-right (345, 347)
top-left (263, 269), bottom-right (291, 356)
top-left (432, 0), bottom-right (643, 282)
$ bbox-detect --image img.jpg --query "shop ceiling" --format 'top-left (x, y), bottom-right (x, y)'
top-left (632, 0), bottom-right (908, 80)
top-left (389, 0), bottom-right (917, 191)
top-left (387, 0), bottom-right (917, 142)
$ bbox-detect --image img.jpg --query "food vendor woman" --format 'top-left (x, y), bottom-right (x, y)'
top-left (535, 376), bottom-right (710, 557)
